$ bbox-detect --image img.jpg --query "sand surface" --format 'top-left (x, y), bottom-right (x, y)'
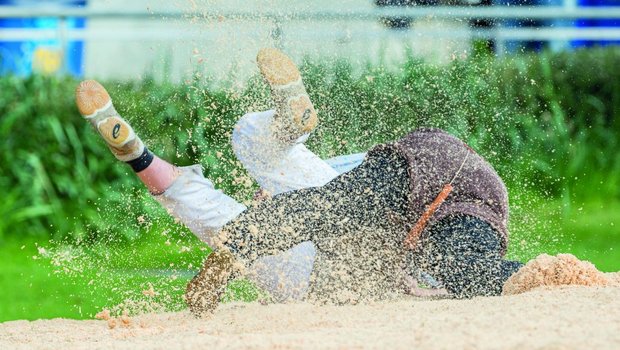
top-left (2, 286), bottom-right (619, 350)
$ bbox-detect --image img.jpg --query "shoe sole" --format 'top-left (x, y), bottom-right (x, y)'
top-left (256, 48), bottom-right (318, 134)
top-left (75, 80), bottom-right (112, 117)
top-left (256, 47), bottom-right (301, 85)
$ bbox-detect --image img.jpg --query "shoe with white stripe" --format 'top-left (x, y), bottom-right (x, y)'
top-left (257, 48), bottom-right (318, 142)
top-left (75, 80), bottom-right (145, 162)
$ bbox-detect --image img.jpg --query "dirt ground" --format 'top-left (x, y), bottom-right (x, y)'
top-left (1, 286), bottom-right (619, 350)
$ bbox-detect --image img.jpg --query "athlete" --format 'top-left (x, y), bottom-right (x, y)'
top-left (75, 48), bottom-right (523, 317)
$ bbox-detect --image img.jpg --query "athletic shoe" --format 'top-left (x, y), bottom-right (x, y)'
top-left (256, 48), bottom-right (318, 142)
top-left (75, 80), bottom-right (145, 162)
top-left (185, 249), bottom-right (237, 317)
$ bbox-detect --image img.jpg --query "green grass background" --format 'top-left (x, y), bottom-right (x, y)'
top-left (1, 48), bottom-right (619, 322)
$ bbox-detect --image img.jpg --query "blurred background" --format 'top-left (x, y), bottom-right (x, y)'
top-left (2, 0), bottom-right (620, 80)
top-left (1, 0), bottom-right (619, 322)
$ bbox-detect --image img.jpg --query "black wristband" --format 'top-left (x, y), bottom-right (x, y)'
top-left (126, 147), bottom-right (154, 173)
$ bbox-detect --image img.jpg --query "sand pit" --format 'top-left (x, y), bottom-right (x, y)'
top-left (2, 286), bottom-right (620, 349)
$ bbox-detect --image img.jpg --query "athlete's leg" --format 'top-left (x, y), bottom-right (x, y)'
top-left (75, 80), bottom-right (246, 247)
top-left (231, 49), bottom-right (339, 302)
top-left (232, 110), bottom-right (338, 194)
top-left (152, 164), bottom-right (246, 247)
top-left (135, 156), bottom-right (179, 195)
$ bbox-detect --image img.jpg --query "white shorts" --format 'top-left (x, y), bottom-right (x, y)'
top-left (154, 110), bottom-right (365, 302)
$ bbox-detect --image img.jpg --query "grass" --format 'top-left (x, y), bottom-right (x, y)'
top-left (0, 229), bottom-right (200, 321)
top-left (507, 198), bottom-right (620, 272)
top-left (1, 197), bottom-right (618, 322)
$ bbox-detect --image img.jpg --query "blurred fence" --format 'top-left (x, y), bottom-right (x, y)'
top-left (1, 5), bottom-right (620, 78)
top-left (3, 6), bottom-right (620, 40)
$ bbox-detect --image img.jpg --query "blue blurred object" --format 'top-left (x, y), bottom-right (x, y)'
top-left (573, 0), bottom-right (620, 47)
top-left (493, 0), bottom-right (568, 54)
top-left (0, 0), bottom-right (87, 77)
